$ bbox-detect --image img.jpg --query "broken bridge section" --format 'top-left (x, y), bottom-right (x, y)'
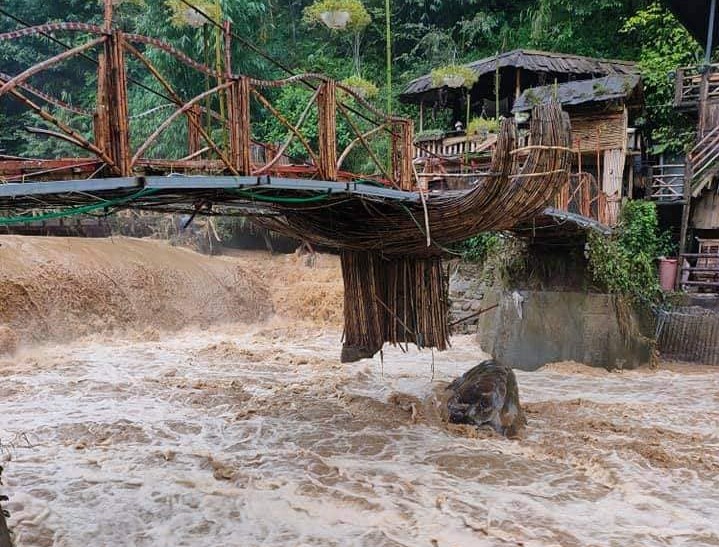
top-left (0, 3), bottom-right (573, 360)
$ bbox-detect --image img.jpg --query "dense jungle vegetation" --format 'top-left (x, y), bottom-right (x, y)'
top-left (0, 0), bottom-right (705, 160)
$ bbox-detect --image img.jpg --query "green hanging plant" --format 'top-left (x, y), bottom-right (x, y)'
top-left (303, 0), bottom-right (371, 32)
top-left (165, 0), bottom-right (221, 28)
top-left (430, 64), bottom-right (478, 89)
top-left (340, 75), bottom-right (379, 100)
top-left (467, 117), bottom-right (499, 136)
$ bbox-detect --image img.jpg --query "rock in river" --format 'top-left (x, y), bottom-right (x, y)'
top-left (446, 360), bottom-right (526, 437)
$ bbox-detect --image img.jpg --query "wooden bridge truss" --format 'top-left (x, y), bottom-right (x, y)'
top-left (0, 14), bottom-right (414, 191)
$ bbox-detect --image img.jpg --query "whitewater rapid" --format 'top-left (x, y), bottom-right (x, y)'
top-left (1, 324), bottom-right (718, 546)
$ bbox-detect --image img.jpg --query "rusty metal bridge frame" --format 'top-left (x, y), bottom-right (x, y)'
top-left (0, 5), bottom-right (417, 209)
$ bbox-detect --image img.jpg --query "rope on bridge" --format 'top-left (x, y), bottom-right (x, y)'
top-left (0, 187), bottom-right (160, 226)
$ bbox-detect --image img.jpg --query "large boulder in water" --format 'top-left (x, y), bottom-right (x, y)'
top-left (446, 360), bottom-right (526, 437)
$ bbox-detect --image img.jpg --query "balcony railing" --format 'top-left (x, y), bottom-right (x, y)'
top-left (649, 163), bottom-right (685, 202)
top-left (680, 239), bottom-right (719, 291)
top-left (413, 132), bottom-right (497, 161)
top-left (674, 63), bottom-right (719, 109)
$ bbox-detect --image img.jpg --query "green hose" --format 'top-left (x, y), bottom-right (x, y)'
top-left (229, 188), bottom-right (330, 204)
top-left (0, 185), bottom-right (331, 226)
top-left (0, 187), bottom-right (160, 226)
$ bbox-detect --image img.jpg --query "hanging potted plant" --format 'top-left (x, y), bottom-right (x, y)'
top-left (303, 0), bottom-right (371, 32)
top-left (341, 75), bottom-right (379, 100)
top-left (430, 64), bottom-right (478, 89)
top-left (166, 0), bottom-right (221, 28)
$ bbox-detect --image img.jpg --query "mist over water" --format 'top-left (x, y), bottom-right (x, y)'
top-left (2, 326), bottom-right (718, 547)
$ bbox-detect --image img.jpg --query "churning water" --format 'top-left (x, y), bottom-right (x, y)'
top-left (2, 325), bottom-right (718, 546)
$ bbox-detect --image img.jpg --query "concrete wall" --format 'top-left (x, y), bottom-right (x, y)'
top-left (477, 290), bottom-right (653, 370)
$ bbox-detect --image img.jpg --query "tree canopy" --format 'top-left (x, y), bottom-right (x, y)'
top-left (0, 0), bottom-right (706, 158)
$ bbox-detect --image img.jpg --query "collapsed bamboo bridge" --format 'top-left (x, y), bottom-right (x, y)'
top-left (0, 5), bottom-right (575, 360)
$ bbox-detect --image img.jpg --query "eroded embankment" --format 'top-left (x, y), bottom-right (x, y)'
top-left (0, 236), bottom-right (343, 349)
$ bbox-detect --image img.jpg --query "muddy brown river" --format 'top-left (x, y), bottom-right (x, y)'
top-left (2, 324), bottom-right (718, 546)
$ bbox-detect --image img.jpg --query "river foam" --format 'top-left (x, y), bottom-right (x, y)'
top-left (2, 325), bottom-right (718, 546)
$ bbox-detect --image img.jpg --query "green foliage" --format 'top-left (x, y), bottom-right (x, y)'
top-left (467, 117), bottom-right (499, 136)
top-left (621, 2), bottom-right (700, 154)
top-left (255, 85), bottom-right (354, 163)
top-left (340, 75), bottom-right (379, 99)
top-left (519, 0), bottom-right (642, 58)
top-left (587, 201), bottom-right (666, 302)
top-left (303, 0), bottom-right (371, 32)
top-left (430, 64), bottom-right (478, 88)
top-left (414, 128), bottom-right (445, 141)
top-left (458, 232), bottom-right (501, 263)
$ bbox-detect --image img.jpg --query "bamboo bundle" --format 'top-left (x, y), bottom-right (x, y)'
top-left (261, 103), bottom-right (571, 257)
top-left (340, 251), bottom-right (449, 362)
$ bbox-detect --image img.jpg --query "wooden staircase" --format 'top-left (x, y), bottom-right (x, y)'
top-left (688, 123), bottom-right (719, 197)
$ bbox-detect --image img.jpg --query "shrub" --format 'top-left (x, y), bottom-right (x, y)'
top-left (467, 117), bottom-right (499, 135)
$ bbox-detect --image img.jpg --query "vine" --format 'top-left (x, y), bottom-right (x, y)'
top-left (586, 200), bottom-right (668, 303)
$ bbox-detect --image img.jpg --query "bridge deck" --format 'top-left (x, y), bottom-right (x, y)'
top-left (0, 175), bottom-right (420, 205)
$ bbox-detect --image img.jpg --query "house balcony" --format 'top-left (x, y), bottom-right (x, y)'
top-left (412, 131), bottom-right (499, 190)
top-left (674, 63), bottom-right (719, 111)
top-left (413, 131), bottom-right (498, 162)
top-left (649, 163), bottom-right (686, 203)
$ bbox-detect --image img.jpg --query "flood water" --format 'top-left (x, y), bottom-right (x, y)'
top-left (2, 325), bottom-right (718, 546)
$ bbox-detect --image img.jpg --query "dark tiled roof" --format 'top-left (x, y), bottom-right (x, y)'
top-left (400, 49), bottom-right (638, 98)
top-left (511, 74), bottom-right (642, 112)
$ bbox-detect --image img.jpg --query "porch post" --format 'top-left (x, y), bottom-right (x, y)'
top-left (707, 0), bottom-right (717, 65)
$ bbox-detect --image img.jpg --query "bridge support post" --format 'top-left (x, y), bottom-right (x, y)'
top-left (317, 81), bottom-right (338, 181)
top-left (392, 120), bottom-right (414, 190)
top-left (102, 31), bottom-right (131, 176)
top-left (187, 105), bottom-right (202, 157)
top-left (94, 51), bottom-right (109, 159)
top-left (228, 77), bottom-right (252, 174)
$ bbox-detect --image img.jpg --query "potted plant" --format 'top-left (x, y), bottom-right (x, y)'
top-left (467, 117), bottom-right (499, 138)
top-left (303, 0), bottom-right (371, 32)
top-left (166, 0), bottom-right (221, 28)
top-left (430, 64), bottom-right (478, 89)
top-left (341, 75), bottom-right (378, 100)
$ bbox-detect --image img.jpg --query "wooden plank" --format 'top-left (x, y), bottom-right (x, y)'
top-left (571, 112), bottom-right (625, 153)
top-left (602, 148), bottom-right (624, 226)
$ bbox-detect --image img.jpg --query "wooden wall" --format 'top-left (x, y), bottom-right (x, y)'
top-left (569, 110), bottom-right (627, 153)
top-left (692, 191), bottom-right (719, 229)
top-left (567, 107), bottom-right (629, 226)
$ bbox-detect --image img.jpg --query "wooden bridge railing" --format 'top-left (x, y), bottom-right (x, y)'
top-left (413, 132), bottom-right (497, 161)
top-left (0, 22), bottom-right (416, 190)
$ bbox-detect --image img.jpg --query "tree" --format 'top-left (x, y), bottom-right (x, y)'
top-left (622, 2), bottom-right (701, 154)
